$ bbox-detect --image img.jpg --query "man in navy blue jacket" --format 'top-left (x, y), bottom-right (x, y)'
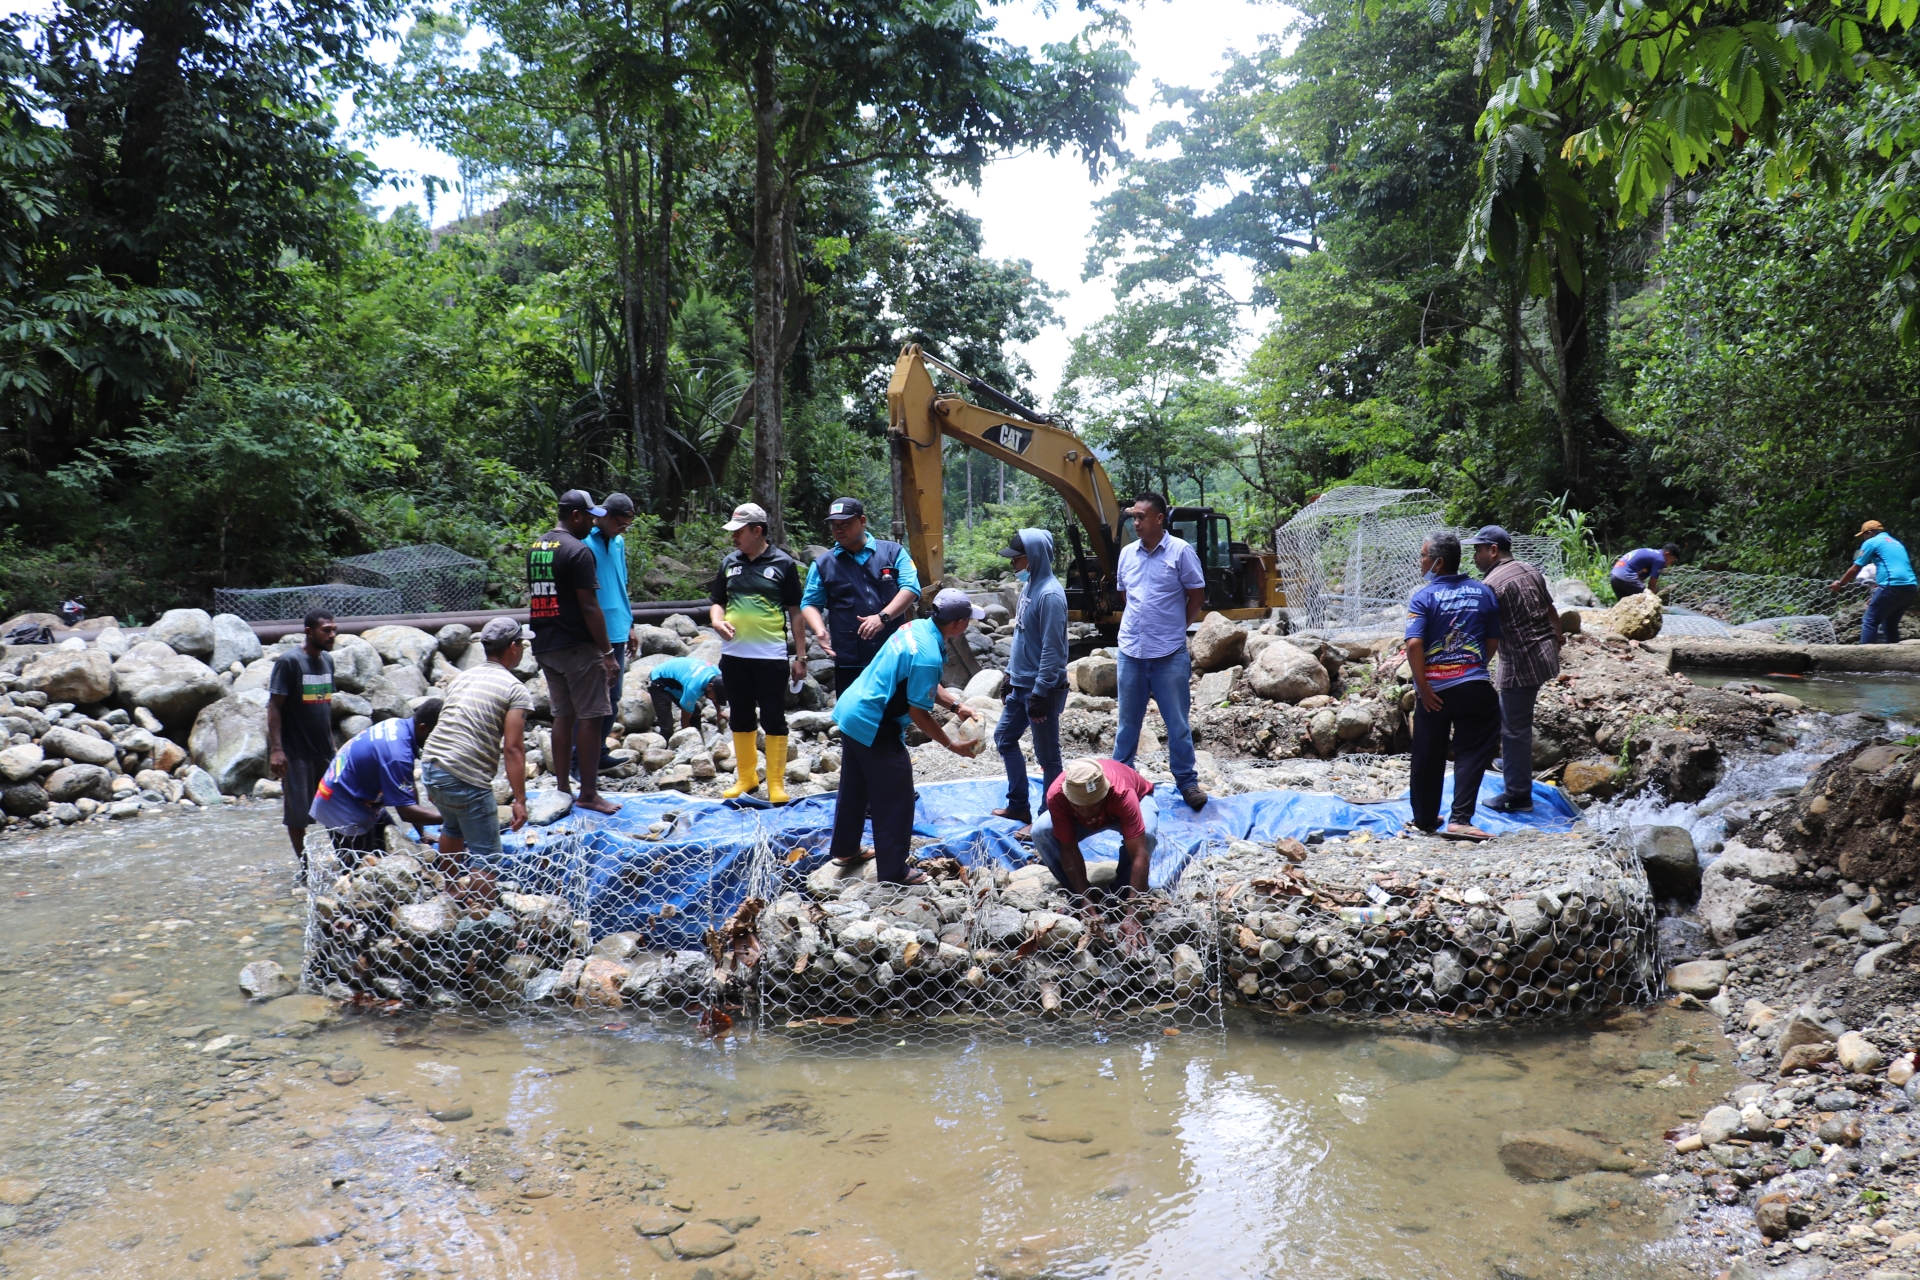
top-left (992, 529), bottom-right (1069, 835)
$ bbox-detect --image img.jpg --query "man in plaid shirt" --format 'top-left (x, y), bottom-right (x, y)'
top-left (1468, 526), bottom-right (1564, 814)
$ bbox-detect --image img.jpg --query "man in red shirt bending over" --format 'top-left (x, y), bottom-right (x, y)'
top-left (1031, 756), bottom-right (1160, 954)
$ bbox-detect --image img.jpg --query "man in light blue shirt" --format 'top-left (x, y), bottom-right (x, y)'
top-left (1831, 519), bottom-right (1917, 643)
top-left (586, 493), bottom-right (636, 769)
top-left (1113, 492), bottom-right (1209, 811)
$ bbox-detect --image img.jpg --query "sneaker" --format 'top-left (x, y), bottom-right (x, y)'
top-left (1182, 786), bottom-right (1210, 812)
top-left (1485, 794), bottom-right (1533, 814)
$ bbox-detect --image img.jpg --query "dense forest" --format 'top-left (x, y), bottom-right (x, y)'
top-left (4, 0), bottom-right (1920, 621)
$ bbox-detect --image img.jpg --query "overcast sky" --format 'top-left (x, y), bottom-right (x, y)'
top-left (337, 1), bottom-right (1299, 398)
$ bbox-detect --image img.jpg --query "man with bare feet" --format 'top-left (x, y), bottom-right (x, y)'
top-left (1405, 531), bottom-right (1501, 841)
top-left (1029, 757), bottom-right (1160, 953)
top-left (527, 489), bottom-right (622, 816)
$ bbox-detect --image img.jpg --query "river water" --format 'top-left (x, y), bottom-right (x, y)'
top-left (0, 807), bottom-right (1739, 1280)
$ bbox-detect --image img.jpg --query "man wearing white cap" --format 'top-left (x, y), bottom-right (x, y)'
top-left (1031, 756), bottom-right (1160, 953)
top-left (711, 502), bottom-right (807, 802)
top-left (827, 588), bottom-right (985, 885)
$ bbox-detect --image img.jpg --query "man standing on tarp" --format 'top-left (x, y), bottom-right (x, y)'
top-left (826, 589), bottom-right (985, 885)
top-left (1831, 519), bottom-right (1918, 644)
top-left (1405, 531), bottom-right (1502, 841)
top-left (1112, 492), bottom-right (1210, 812)
top-left (527, 489), bottom-right (621, 814)
top-left (800, 497), bottom-right (922, 694)
top-left (991, 528), bottom-right (1068, 836)
top-left (585, 492), bottom-right (638, 771)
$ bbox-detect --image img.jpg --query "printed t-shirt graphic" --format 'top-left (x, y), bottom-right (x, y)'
top-left (267, 648), bottom-right (335, 761)
top-left (526, 527), bottom-right (600, 653)
top-left (711, 547), bottom-right (802, 661)
top-left (1405, 573), bottom-right (1501, 689)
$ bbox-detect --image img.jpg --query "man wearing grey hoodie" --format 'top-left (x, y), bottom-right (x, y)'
top-left (992, 529), bottom-right (1070, 833)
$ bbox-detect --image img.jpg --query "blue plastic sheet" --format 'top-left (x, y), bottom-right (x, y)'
top-left (507, 774), bottom-right (1578, 944)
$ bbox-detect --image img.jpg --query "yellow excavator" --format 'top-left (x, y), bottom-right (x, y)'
top-left (885, 344), bottom-right (1282, 631)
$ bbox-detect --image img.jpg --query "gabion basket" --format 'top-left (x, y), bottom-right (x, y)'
top-left (1660, 566), bottom-right (1870, 629)
top-left (329, 543), bottom-right (488, 614)
top-left (213, 583), bottom-right (406, 623)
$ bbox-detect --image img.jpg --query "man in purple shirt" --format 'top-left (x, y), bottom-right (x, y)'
top-left (1405, 531), bottom-right (1502, 840)
top-left (1609, 544), bottom-right (1679, 599)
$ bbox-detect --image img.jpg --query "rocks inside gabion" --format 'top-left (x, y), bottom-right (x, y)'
top-left (1199, 830), bottom-right (1660, 1020)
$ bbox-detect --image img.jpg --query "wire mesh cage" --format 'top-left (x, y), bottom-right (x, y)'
top-left (213, 583), bottom-right (406, 623)
top-left (329, 543), bottom-right (489, 614)
top-left (1657, 567), bottom-right (1871, 636)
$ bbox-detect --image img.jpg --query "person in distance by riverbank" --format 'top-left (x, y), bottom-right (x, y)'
top-left (267, 609), bottom-right (337, 870)
top-left (1468, 526), bottom-right (1563, 815)
top-left (1831, 519), bottom-right (1918, 644)
top-left (1608, 544), bottom-right (1679, 600)
top-left (1405, 531), bottom-right (1502, 841)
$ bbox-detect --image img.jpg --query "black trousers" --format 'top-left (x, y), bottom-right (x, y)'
top-left (719, 655), bottom-right (788, 736)
top-left (833, 665), bottom-right (865, 695)
top-left (830, 729), bottom-right (917, 881)
top-left (650, 679), bottom-right (684, 733)
top-left (1409, 679), bottom-right (1501, 830)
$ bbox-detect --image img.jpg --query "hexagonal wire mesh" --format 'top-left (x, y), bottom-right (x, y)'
top-left (329, 543), bottom-right (489, 614)
top-left (1658, 567), bottom-right (1874, 644)
top-left (213, 583), bottom-right (406, 623)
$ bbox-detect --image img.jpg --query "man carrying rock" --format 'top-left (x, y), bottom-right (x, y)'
top-left (646, 655), bottom-right (728, 734)
top-left (267, 609), bottom-right (337, 868)
top-left (1608, 543), bottom-right (1679, 600)
top-left (1031, 757), bottom-right (1159, 954)
top-left (528, 489), bottom-right (621, 815)
top-left (1468, 526), bottom-right (1562, 814)
top-left (420, 617), bottom-right (533, 869)
top-left (799, 496), bottom-right (921, 695)
top-left (310, 698), bottom-right (444, 864)
top-left (1405, 532), bottom-right (1502, 840)
top-left (1113, 492), bottom-right (1209, 812)
top-left (827, 588), bottom-right (984, 885)
top-left (992, 528), bottom-right (1068, 835)
top-left (1830, 519), bottom-right (1916, 643)
top-left (585, 492), bottom-right (638, 770)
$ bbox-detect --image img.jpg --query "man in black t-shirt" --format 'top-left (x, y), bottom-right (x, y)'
top-left (268, 610), bottom-right (338, 867)
top-left (527, 489), bottom-right (621, 815)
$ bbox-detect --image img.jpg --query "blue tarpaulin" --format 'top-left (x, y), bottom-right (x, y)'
top-left (501, 775), bottom-right (1578, 946)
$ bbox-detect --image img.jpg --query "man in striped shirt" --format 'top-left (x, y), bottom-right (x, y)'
top-left (1468, 526), bottom-right (1564, 814)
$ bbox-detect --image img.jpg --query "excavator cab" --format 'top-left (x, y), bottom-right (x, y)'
top-left (1117, 506), bottom-right (1274, 614)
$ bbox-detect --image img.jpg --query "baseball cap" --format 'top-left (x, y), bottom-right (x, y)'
top-left (723, 501), bottom-right (769, 531)
top-left (1859, 519), bottom-right (1886, 538)
top-left (1463, 524), bottom-right (1512, 552)
top-left (997, 533), bottom-right (1028, 559)
top-left (931, 587), bottom-right (985, 625)
top-left (599, 492), bottom-right (635, 518)
top-left (1061, 758), bottom-right (1111, 807)
top-left (557, 489), bottom-right (595, 513)
top-left (478, 616), bottom-right (524, 648)
top-left (826, 497), bottom-right (864, 522)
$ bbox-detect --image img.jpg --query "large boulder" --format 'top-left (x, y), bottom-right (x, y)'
top-left (358, 674), bottom-right (413, 721)
top-left (1068, 654), bottom-right (1116, 698)
top-left (209, 613), bottom-right (262, 671)
top-left (0, 743), bottom-right (42, 783)
top-left (1188, 612), bottom-right (1247, 673)
top-left (0, 782), bottom-right (48, 816)
top-left (39, 726), bottom-right (118, 768)
top-left (112, 644), bottom-right (225, 736)
top-left (147, 608), bottom-right (216, 660)
top-left (1631, 825), bottom-right (1701, 900)
top-left (361, 625), bottom-right (439, 673)
top-left (19, 649), bottom-right (114, 705)
top-left (180, 765), bottom-right (222, 808)
top-left (44, 763), bottom-right (112, 804)
top-left (634, 624), bottom-right (685, 657)
top-left (328, 635), bottom-right (383, 694)
top-left (1698, 842), bottom-right (1798, 944)
top-left (1551, 578), bottom-right (1597, 607)
top-left (1246, 640), bottom-right (1330, 704)
top-left (189, 695), bottom-right (271, 795)
top-left (435, 623), bottom-right (472, 658)
top-left (231, 657), bottom-right (274, 696)
top-left (381, 663), bottom-right (431, 701)
top-left (1603, 591), bottom-right (1662, 641)
top-left (91, 626), bottom-right (129, 659)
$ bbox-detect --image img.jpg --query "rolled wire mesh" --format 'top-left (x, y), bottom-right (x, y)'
top-left (1658, 566), bottom-right (1872, 639)
top-left (329, 543), bottom-right (489, 614)
top-left (213, 583), bottom-right (406, 622)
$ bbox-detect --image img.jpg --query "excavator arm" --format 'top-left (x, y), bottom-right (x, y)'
top-left (887, 344), bottom-right (1122, 599)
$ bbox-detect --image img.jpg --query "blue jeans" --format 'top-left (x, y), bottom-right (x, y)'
top-left (422, 759), bottom-right (504, 866)
top-left (1114, 648), bottom-right (1198, 793)
top-left (995, 685), bottom-right (1066, 817)
top-left (1031, 793), bottom-right (1159, 895)
top-left (1861, 584), bottom-right (1917, 644)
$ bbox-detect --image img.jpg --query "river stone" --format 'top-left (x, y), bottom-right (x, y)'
top-left (1307, 707), bottom-right (1338, 755)
top-left (1836, 1031), bottom-right (1887, 1073)
top-left (189, 696), bottom-right (270, 795)
top-left (113, 646), bottom-right (225, 734)
top-left (1374, 1038), bottom-right (1461, 1081)
top-left (1068, 654), bottom-right (1117, 698)
top-left (20, 648), bottom-right (114, 705)
top-left (0, 782), bottom-right (48, 817)
top-left (0, 743), bottom-right (41, 783)
top-left (263, 994), bottom-right (337, 1025)
top-left (39, 725), bottom-right (116, 767)
top-left (1666, 960), bottom-right (1729, 996)
top-left (1603, 591), bottom-right (1663, 641)
top-left (527, 791), bottom-right (574, 825)
top-left (149, 608), bottom-right (216, 659)
top-left (633, 1214), bottom-right (686, 1237)
top-left (395, 896), bottom-right (460, 938)
top-left (44, 764), bottom-right (113, 804)
top-left (1335, 702), bottom-right (1374, 742)
top-left (361, 625), bottom-right (439, 673)
top-left (1246, 641), bottom-right (1329, 704)
top-left (670, 1222), bottom-right (735, 1258)
top-left (0, 1179), bottom-right (42, 1206)
top-left (330, 635), bottom-right (383, 694)
top-left (1561, 759), bottom-right (1624, 797)
top-left (210, 613), bottom-right (262, 671)
top-left (1498, 1128), bottom-right (1612, 1181)
top-left (1777, 1007), bottom-right (1841, 1055)
top-left (382, 663), bottom-right (431, 700)
top-left (1631, 825), bottom-right (1701, 899)
top-left (1189, 612), bottom-right (1247, 673)
top-left (181, 766), bottom-right (222, 808)
top-left (238, 960), bottom-right (295, 1000)
top-left (435, 623), bottom-right (473, 658)
top-left (1699, 1105), bottom-right (1743, 1146)
top-left (634, 624), bottom-right (685, 658)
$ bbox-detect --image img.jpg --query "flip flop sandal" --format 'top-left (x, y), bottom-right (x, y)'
top-left (830, 848), bottom-right (876, 869)
top-left (1437, 825), bottom-right (1493, 843)
top-left (897, 869), bottom-right (931, 886)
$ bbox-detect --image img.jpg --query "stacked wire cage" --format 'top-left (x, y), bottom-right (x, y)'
top-left (329, 544), bottom-right (489, 615)
top-left (1658, 567), bottom-right (1877, 644)
top-left (213, 583), bottom-right (406, 622)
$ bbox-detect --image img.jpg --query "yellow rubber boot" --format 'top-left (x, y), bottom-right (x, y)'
top-left (722, 731), bottom-right (760, 799)
top-left (765, 735), bottom-right (790, 805)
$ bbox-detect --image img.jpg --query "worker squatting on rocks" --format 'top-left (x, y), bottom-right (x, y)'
top-left (711, 502), bottom-right (807, 804)
top-left (992, 528), bottom-right (1068, 836)
top-left (418, 616), bottom-right (532, 867)
top-left (527, 489), bottom-right (621, 815)
top-left (266, 609), bottom-right (337, 866)
top-left (1405, 531), bottom-right (1501, 840)
top-left (1608, 542), bottom-right (1679, 600)
top-left (1467, 525), bottom-right (1563, 814)
top-left (1112, 492), bottom-right (1210, 813)
top-left (1830, 518), bottom-right (1917, 643)
top-left (799, 496), bottom-right (921, 695)
top-left (1030, 756), bottom-right (1160, 954)
top-left (644, 655), bottom-right (727, 734)
top-left (309, 697), bottom-right (442, 860)
top-left (828, 588), bottom-right (986, 884)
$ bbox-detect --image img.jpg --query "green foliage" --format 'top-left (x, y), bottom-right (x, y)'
top-left (943, 493), bottom-right (1073, 583)
top-left (1532, 493), bottom-right (1611, 594)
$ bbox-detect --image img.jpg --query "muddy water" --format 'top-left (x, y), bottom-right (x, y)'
top-left (0, 810), bottom-right (1727, 1280)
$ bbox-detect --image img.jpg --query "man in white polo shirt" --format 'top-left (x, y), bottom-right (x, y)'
top-left (1113, 492), bottom-right (1209, 811)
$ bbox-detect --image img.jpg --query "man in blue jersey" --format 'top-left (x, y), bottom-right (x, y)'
top-left (309, 699), bottom-right (444, 863)
top-left (1609, 544), bottom-right (1679, 599)
top-left (1405, 532), bottom-right (1502, 840)
top-left (1831, 520), bottom-right (1918, 643)
top-left (827, 589), bottom-right (985, 885)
